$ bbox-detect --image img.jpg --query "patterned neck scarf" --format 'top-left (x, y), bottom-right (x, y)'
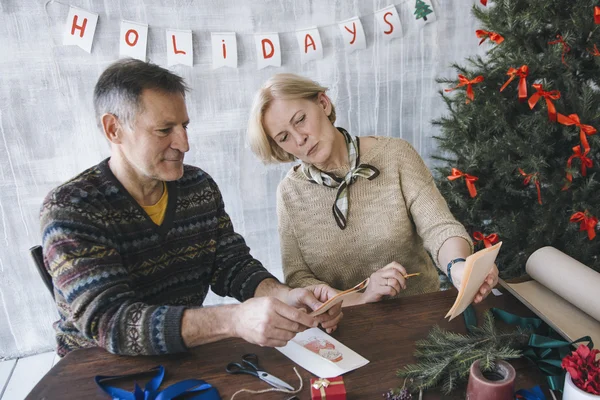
top-left (301, 128), bottom-right (380, 230)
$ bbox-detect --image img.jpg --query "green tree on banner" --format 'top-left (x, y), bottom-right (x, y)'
top-left (415, 0), bottom-right (433, 21)
top-left (433, 0), bottom-right (600, 278)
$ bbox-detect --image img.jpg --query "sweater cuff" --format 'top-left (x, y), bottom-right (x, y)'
top-left (432, 230), bottom-right (474, 269)
top-left (159, 305), bottom-right (188, 354)
top-left (240, 270), bottom-right (278, 301)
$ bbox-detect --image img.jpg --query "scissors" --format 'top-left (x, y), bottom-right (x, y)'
top-left (225, 353), bottom-right (294, 391)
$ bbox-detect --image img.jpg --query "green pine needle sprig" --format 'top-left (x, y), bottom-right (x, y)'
top-left (396, 310), bottom-right (530, 394)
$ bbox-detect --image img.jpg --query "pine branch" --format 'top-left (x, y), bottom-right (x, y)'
top-left (396, 311), bottom-right (530, 394)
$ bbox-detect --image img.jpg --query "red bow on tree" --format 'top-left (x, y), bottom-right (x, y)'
top-left (528, 84), bottom-right (561, 122)
top-left (447, 168), bottom-right (478, 198)
top-left (588, 44), bottom-right (600, 56)
top-left (480, 0), bottom-right (487, 5)
top-left (548, 35), bottom-right (571, 67)
top-left (518, 168), bottom-right (542, 205)
top-left (476, 30), bottom-right (504, 45)
top-left (595, 6), bottom-right (600, 24)
top-left (557, 113), bottom-right (597, 153)
top-left (473, 232), bottom-right (499, 248)
top-left (445, 75), bottom-right (485, 104)
top-left (564, 145), bottom-right (593, 187)
top-left (500, 65), bottom-right (529, 102)
top-left (570, 211), bottom-right (598, 240)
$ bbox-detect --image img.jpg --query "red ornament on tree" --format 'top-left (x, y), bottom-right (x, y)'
top-left (500, 65), bottom-right (529, 102)
top-left (528, 84), bottom-right (560, 122)
top-left (473, 232), bottom-right (499, 248)
top-left (476, 30), bottom-right (504, 45)
top-left (570, 211), bottom-right (598, 240)
top-left (557, 113), bottom-right (597, 153)
top-left (447, 168), bottom-right (478, 197)
top-left (518, 169), bottom-right (542, 204)
top-left (548, 35), bottom-right (571, 67)
top-left (445, 75), bottom-right (485, 104)
top-left (564, 145), bottom-right (593, 185)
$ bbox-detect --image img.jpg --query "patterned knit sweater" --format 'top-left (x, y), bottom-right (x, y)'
top-left (278, 136), bottom-right (473, 297)
top-left (40, 159), bottom-right (275, 357)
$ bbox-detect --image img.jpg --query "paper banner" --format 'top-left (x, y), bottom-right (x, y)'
top-left (296, 27), bottom-right (323, 64)
top-left (375, 5), bottom-right (402, 40)
top-left (63, 6), bottom-right (98, 53)
top-left (212, 32), bottom-right (237, 69)
top-left (166, 29), bottom-right (193, 67)
top-left (254, 33), bottom-right (281, 69)
top-left (337, 17), bottom-right (367, 52)
top-left (413, 0), bottom-right (437, 27)
top-left (119, 20), bottom-right (148, 61)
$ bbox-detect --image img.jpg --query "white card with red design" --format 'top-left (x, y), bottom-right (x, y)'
top-left (276, 328), bottom-right (369, 378)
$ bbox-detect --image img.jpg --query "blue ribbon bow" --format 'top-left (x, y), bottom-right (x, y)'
top-left (95, 365), bottom-right (221, 400)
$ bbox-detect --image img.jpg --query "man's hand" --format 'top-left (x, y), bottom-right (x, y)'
top-left (451, 262), bottom-right (499, 304)
top-left (231, 296), bottom-right (318, 347)
top-left (362, 262), bottom-right (407, 304)
top-left (286, 284), bottom-right (343, 334)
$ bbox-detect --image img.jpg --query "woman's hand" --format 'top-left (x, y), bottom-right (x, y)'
top-left (362, 262), bottom-right (407, 304)
top-left (451, 262), bottom-right (499, 304)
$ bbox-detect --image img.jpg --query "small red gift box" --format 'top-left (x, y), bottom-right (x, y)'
top-left (310, 376), bottom-right (346, 400)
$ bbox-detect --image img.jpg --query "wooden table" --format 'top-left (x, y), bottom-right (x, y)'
top-left (28, 288), bottom-right (556, 399)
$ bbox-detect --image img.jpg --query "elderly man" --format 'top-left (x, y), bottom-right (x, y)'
top-left (40, 59), bottom-right (342, 357)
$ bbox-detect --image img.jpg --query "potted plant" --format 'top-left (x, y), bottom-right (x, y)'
top-left (562, 344), bottom-right (600, 399)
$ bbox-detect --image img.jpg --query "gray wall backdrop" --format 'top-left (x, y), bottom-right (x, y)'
top-left (0, 0), bottom-right (485, 359)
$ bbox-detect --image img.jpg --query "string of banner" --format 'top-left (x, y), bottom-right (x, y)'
top-left (47, 0), bottom-right (485, 69)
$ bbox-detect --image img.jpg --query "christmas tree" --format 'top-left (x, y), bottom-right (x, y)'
top-left (434, 0), bottom-right (600, 278)
top-left (414, 0), bottom-right (433, 22)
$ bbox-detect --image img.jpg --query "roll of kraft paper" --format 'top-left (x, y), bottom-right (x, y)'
top-left (526, 246), bottom-right (600, 321)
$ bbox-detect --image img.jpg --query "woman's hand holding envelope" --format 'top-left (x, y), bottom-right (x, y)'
top-left (450, 262), bottom-right (499, 304)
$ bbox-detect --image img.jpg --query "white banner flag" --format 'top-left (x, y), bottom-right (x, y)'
top-left (375, 5), bottom-right (403, 40)
top-left (166, 29), bottom-right (193, 67)
top-left (296, 27), bottom-right (323, 64)
top-left (63, 6), bottom-right (98, 53)
top-left (412, 0), bottom-right (437, 27)
top-left (119, 20), bottom-right (148, 61)
top-left (212, 32), bottom-right (238, 69)
top-left (338, 17), bottom-right (367, 53)
top-left (255, 33), bottom-right (281, 69)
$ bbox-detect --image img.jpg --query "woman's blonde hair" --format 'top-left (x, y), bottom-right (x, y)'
top-left (247, 73), bottom-right (336, 164)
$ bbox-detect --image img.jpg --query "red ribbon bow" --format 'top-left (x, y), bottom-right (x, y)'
top-left (476, 30), bottom-right (504, 45)
top-left (528, 84), bottom-right (560, 122)
top-left (548, 35), bottom-right (571, 67)
top-left (445, 75), bottom-right (485, 104)
top-left (570, 211), bottom-right (598, 240)
top-left (500, 65), bottom-right (529, 102)
top-left (447, 168), bottom-right (478, 198)
top-left (480, 0), bottom-right (487, 5)
top-left (589, 44), bottom-right (600, 56)
top-left (595, 6), bottom-right (600, 24)
top-left (565, 145), bottom-right (593, 184)
top-left (518, 169), bottom-right (542, 205)
top-left (557, 113), bottom-right (597, 153)
top-left (473, 232), bottom-right (499, 248)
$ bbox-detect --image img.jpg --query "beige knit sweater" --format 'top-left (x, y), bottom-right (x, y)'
top-left (277, 136), bottom-right (473, 297)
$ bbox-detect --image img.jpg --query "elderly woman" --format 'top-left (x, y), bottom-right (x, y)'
top-left (247, 73), bottom-right (498, 306)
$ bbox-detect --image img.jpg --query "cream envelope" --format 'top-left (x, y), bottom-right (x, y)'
top-left (309, 278), bottom-right (369, 317)
top-left (445, 242), bottom-right (502, 320)
top-left (276, 327), bottom-right (369, 378)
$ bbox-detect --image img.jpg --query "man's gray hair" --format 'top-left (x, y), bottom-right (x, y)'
top-left (93, 58), bottom-right (188, 129)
